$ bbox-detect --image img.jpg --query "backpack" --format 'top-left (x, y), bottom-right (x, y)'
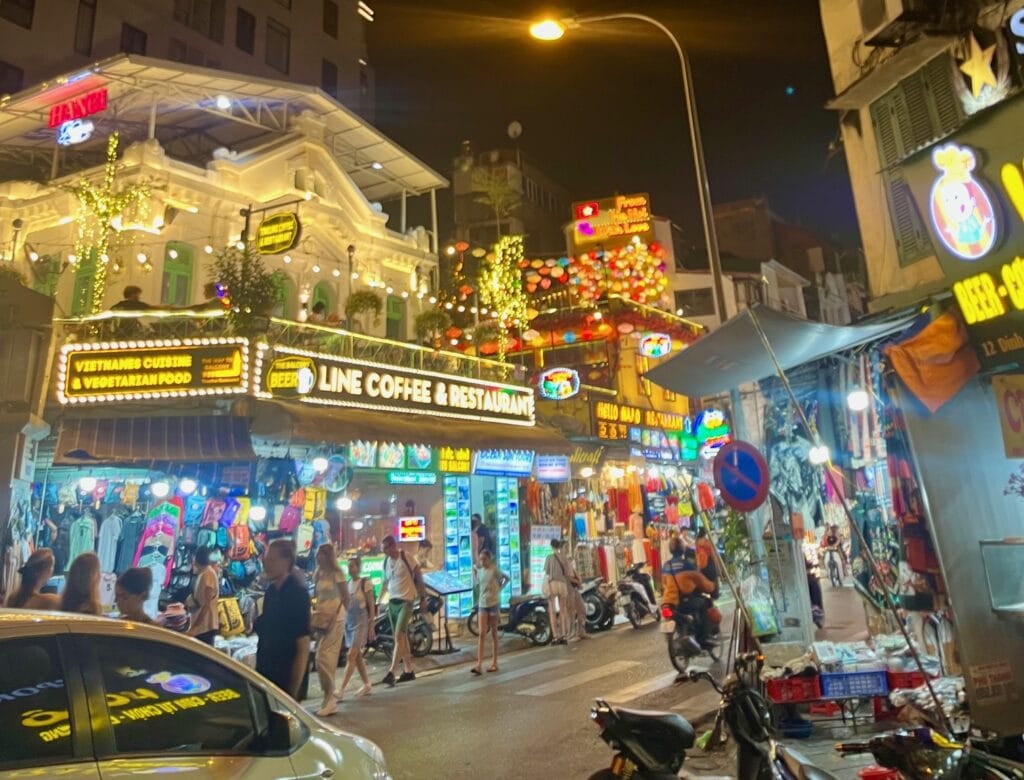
top-left (201, 500), bottom-right (226, 529)
top-left (196, 528), bottom-right (217, 550)
top-left (217, 597), bottom-right (245, 637)
top-left (184, 495), bottom-right (207, 528)
top-left (311, 519), bottom-right (329, 552)
top-left (216, 526), bottom-right (229, 550)
top-left (227, 523), bottom-right (251, 561)
top-left (303, 488), bottom-right (326, 520)
top-left (279, 504), bottom-right (302, 533)
top-left (295, 522), bottom-right (314, 557)
top-left (220, 497), bottom-right (241, 528)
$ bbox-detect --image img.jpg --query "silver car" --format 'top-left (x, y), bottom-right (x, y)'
top-left (0, 609), bottom-right (390, 779)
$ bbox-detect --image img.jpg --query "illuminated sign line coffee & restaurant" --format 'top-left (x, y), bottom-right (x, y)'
top-left (254, 345), bottom-right (536, 425)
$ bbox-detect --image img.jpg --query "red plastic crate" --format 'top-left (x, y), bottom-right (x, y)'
top-left (765, 675), bottom-right (822, 704)
top-left (886, 670), bottom-right (927, 690)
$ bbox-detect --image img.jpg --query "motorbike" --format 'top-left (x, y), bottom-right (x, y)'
top-left (661, 594), bottom-right (720, 674)
top-left (618, 562), bottom-right (660, 629)
top-left (822, 546), bottom-right (843, 587)
top-left (466, 593), bottom-right (552, 646)
top-left (582, 577), bottom-right (619, 632)
top-left (365, 594), bottom-right (440, 659)
top-left (836, 728), bottom-right (1024, 779)
top-left (587, 652), bottom-right (842, 780)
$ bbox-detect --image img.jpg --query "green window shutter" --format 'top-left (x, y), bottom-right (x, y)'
top-left (32, 256), bottom-right (61, 297)
top-left (70, 251), bottom-right (98, 315)
top-left (385, 294), bottom-right (404, 340)
top-left (922, 54), bottom-right (963, 137)
top-left (161, 242), bottom-right (194, 306)
top-left (312, 282), bottom-right (331, 312)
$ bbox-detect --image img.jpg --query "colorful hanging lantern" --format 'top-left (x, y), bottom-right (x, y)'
top-left (639, 332), bottom-right (672, 357)
top-left (537, 367), bottom-right (581, 400)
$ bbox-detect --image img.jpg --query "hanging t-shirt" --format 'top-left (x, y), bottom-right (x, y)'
top-left (96, 514), bottom-right (123, 573)
top-left (68, 515), bottom-right (96, 563)
top-left (115, 515), bottom-right (147, 573)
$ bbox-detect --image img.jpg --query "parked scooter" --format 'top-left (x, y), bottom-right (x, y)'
top-left (466, 593), bottom-right (552, 646)
top-left (618, 562), bottom-right (660, 629)
top-left (587, 653), bottom-right (842, 780)
top-left (582, 577), bottom-right (619, 632)
top-left (365, 594), bottom-right (440, 658)
top-left (836, 729), bottom-right (1024, 779)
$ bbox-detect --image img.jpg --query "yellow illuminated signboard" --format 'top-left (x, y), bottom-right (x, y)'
top-left (571, 193), bottom-right (654, 253)
top-left (952, 258), bottom-right (1024, 368)
top-left (255, 345), bottom-right (536, 426)
top-left (256, 211), bottom-right (301, 254)
top-left (57, 338), bottom-right (248, 404)
top-left (438, 446), bottom-right (472, 473)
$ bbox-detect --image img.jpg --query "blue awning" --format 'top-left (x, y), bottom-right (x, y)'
top-left (645, 304), bottom-right (916, 398)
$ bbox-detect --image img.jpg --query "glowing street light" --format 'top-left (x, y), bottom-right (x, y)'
top-left (529, 19), bottom-right (567, 40)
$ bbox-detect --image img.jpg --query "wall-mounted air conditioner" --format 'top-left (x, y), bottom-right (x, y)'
top-left (858, 0), bottom-right (948, 47)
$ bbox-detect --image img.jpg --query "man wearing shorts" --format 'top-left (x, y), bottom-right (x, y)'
top-left (380, 535), bottom-right (426, 687)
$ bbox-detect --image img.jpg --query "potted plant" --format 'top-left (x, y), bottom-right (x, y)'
top-left (345, 290), bottom-right (383, 333)
top-left (209, 246), bottom-right (278, 334)
top-left (414, 309), bottom-right (451, 345)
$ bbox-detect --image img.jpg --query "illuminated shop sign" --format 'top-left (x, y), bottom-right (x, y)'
top-left (929, 144), bottom-right (997, 261)
top-left (473, 449), bottom-right (535, 477)
top-left (695, 408), bottom-right (732, 460)
top-left (537, 367), bottom-right (580, 400)
top-left (255, 345), bottom-right (536, 425)
top-left (571, 193), bottom-right (654, 252)
top-left (255, 212), bottom-right (301, 254)
top-left (639, 332), bottom-right (672, 358)
top-left (57, 338), bottom-right (248, 404)
top-left (592, 401), bottom-right (685, 432)
top-left (48, 87), bottom-right (108, 128)
top-left (438, 446), bottom-right (472, 473)
top-left (994, 375), bottom-right (1024, 458)
top-left (535, 454), bottom-right (570, 483)
top-left (388, 471), bottom-right (437, 486)
top-left (397, 515), bottom-right (427, 542)
top-left (57, 118), bottom-right (94, 146)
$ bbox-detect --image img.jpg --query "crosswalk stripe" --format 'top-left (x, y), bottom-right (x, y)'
top-left (448, 659), bottom-right (573, 693)
top-left (516, 660), bottom-right (640, 697)
top-left (600, 671), bottom-right (679, 704)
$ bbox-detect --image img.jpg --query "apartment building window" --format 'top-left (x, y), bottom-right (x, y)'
top-left (0, 0), bottom-right (34, 29)
top-left (120, 23), bottom-right (148, 55)
top-left (674, 288), bottom-right (715, 317)
top-left (0, 60), bottom-right (24, 95)
top-left (74, 0), bottom-right (96, 55)
top-left (323, 0), bottom-right (338, 37)
top-left (235, 8), bottom-right (255, 54)
top-left (169, 38), bottom-right (206, 65)
top-left (266, 18), bottom-right (290, 73)
top-left (321, 59), bottom-right (338, 98)
top-left (870, 53), bottom-right (963, 267)
top-left (173, 0), bottom-right (225, 43)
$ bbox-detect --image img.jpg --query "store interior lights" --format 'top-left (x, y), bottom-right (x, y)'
top-left (351, 519), bottom-right (365, 531)
top-left (77, 475), bottom-right (97, 493)
top-left (215, 94), bottom-right (231, 110)
top-left (847, 388), bottom-right (870, 412)
top-left (608, 466), bottom-right (625, 479)
top-left (150, 480), bottom-right (171, 499)
top-left (336, 495), bottom-right (353, 511)
top-left (312, 456), bottom-right (329, 473)
top-left (579, 466), bottom-right (595, 479)
top-left (808, 445), bottom-right (830, 466)
top-left (249, 504), bottom-right (268, 523)
top-left (178, 477), bottom-right (198, 496)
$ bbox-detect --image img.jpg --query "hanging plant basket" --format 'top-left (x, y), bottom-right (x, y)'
top-left (414, 309), bottom-right (451, 342)
top-left (345, 290), bottom-right (383, 328)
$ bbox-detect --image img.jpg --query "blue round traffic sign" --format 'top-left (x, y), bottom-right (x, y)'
top-left (713, 441), bottom-right (770, 512)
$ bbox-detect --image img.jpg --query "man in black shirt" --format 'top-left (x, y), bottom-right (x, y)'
top-left (111, 285), bottom-right (152, 311)
top-left (255, 539), bottom-right (311, 699)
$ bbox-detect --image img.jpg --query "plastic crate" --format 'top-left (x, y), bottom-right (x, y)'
top-left (886, 670), bottom-right (927, 690)
top-left (764, 675), bottom-right (821, 703)
top-left (820, 670), bottom-right (888, 699)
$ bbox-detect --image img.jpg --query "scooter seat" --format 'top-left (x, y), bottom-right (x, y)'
top-left (777, 745), bottom-right (842, 780)
top-left (614, 707), bottom-right (696, 750)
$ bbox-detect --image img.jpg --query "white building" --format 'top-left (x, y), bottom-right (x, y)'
top-left (0, 0), bottom-right (375, 121)
top-left (0, 55), bottom-right (444, 339)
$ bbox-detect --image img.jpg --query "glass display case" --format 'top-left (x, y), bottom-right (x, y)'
top-left (443, 475), bottom-right (473, 618)
top-left (495, 477), bottom-right (523, 608)
top-left (979, 538), bottom-right (1024, 622)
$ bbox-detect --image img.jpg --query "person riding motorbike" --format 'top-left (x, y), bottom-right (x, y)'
top-left (821, 523), bottom-right (847, 576)
top-left (661, 537), bottom-right (716, 648)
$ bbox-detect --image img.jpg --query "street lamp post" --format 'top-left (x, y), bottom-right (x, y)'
top-left (531, 14), bottom-right (728, 325)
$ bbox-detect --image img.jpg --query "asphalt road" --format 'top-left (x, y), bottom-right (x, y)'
top-left (317, 614), bottom-right (725, 780)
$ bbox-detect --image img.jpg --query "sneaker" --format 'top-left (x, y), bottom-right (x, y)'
top-left (397, 671), bottom-right (416, 683)
top-left (381, 671), bottom-right (396, 688)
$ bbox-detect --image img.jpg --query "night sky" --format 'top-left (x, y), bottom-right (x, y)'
top-left (367, 0), bottom-right (860, 250)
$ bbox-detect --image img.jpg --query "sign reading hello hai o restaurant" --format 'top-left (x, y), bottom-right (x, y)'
top-left (255, 345), bottom-right (536, 425)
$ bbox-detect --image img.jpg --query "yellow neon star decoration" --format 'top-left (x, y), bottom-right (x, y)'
top-left (959, 33), bottom-right (997, 99)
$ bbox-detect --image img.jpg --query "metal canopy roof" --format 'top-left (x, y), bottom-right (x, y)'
top-left (0, 54), bottom-right (447, 201)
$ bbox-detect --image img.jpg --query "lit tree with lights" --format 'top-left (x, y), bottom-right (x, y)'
top-left (63, 132), bottom-right (151, 314)
top-left (479, 234), bottom-right (528, 360)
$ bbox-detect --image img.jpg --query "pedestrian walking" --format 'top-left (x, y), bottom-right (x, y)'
top-left (187, 547), bottom-right (220, 645)
top-left (6, 548), bottom-right (59, 610)
top-left (255, 539), bottom-right (311, 699)
top-left (543, 539), bottom-right (570, 645)
top-left (380, 535), bottom-right (426, 687)
top-left (562, 543), bottom-right (591, 641)
top-left (60, 552), bottom-right (100, 615)
top-left (336, 556), bottom-right (376, 700)
top-left (311, 543), bottom-right (348, 716)
top-left (115, 568), bottom-right (155, 624)
top-left (471, 549), bottom-right (509, 675)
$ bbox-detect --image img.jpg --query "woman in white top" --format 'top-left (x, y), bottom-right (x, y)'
top-left (544, 539), bottom-right (570, 645)
top-left (336, 556), bottom-right (377, 700)
top-left (311, 543), bottom-right (348, 716)
top-left (471, 549), bottom-right (509, 674)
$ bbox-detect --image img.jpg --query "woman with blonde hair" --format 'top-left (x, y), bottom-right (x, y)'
top-left (60, 552), bottom-right (101, 615)
top-left (311, 543), bottom-right (348, 716)
top-left (6, 548), bottom-right (59, 610)
top-left (335, 555), bottom-right (376, 701)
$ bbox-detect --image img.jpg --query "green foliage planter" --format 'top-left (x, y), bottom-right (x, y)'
top-left (414, 309), bottom-right (451, 343)
top-left (345, 290), bottom-right (383, 333)
top-left (209, 246), bottom-right (279, 334)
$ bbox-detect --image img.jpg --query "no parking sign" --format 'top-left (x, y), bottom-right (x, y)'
top-left (713, 441), bottom-right (770, 512)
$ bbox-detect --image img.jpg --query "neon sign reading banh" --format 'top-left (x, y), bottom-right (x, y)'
top-left (929, 144), bottom-right (997, 261)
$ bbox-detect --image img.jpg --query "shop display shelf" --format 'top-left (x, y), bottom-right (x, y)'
top-left (820, 671), bottom-right (889, 700)
top-left (764, 675), bottom-right (822, 704)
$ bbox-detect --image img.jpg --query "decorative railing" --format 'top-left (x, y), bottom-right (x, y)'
top-left (54, 311), bottom-right (521, 385)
